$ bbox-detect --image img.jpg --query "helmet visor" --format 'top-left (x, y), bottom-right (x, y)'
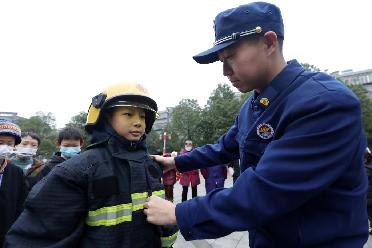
top-left (106, 100), bottom-right (156, 113)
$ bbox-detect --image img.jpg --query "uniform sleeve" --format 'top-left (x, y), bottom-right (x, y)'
top-left (4, 164), bottom-right (87, 247)
top-left (175, 117), bottom-right (240, 172)
top-left (175, 90), bottom-right (365, 240)
top-left (160, 225), bottom-right (179, 248)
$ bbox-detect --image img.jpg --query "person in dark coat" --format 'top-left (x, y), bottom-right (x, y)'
top-left (0, 119), bottom-right (26, 247)
top-left (11, 131), bottom-right (44, 191)
top-left (201, 164), bottom-right (227, 194)
top-left (365, 147), bottom-right (372, 234)
top-left (37, 126), bottom-right (84, 180)
top-left (5, 83), bottom-right (178, 248)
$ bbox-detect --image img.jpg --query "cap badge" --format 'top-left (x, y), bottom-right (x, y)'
top-left (259, 98), bottom-right (269, 106)
top-left (257, 123), bottom-right (274, 140)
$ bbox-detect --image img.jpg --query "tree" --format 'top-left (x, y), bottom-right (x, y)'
top-left (16, 112), bottom-right (58, 158)
top-left (301, 62), bottom-right (320, 72)
top-left (146, 130), bottom-right (163, 154)
top-left (166, 99), bottom-right (202, 149)
top-left (346, 84), bottom-right (372, 140)
top-left (199, 83), bottom-right (248, 144)
top-left (66, 111), bottom-right (89, 147)
top-left (66, 111), bottom-right (87, 131)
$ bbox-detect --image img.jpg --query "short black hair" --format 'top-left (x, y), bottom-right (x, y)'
top-left (58, 127), bottom-right (84, 144)
top-left (21, 131), bottom-right (41, 146)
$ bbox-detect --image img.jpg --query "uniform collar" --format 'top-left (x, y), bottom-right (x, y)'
top-left (252, 60), bottom-right (305, 110)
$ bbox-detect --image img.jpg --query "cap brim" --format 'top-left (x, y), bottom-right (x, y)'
top-left (193, 40), bottom-right (238, 64)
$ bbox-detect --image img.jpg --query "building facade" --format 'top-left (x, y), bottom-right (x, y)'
top-left (331, 69), bottom-right (372, 97)
top-left (152, 107), bottom-right (174, 133)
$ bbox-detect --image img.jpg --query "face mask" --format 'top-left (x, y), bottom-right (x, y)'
top-left (11, 158), bottom-right (33, 172)
top-left (60, 146), bottom-right (81, 158)
top-left (185, 146), bottom-right (192, 152)
top-left (0, 145), bottom-right (14, 159)
top-left (15, 147), bottom-right (37, 158)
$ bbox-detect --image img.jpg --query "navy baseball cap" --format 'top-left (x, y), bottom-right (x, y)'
top-left (193, 2), bottom-right (284, 64)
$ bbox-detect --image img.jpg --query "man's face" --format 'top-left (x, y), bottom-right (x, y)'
top-left (218, 37), bottom-right (270, 93)
top-left (108, 106), bottom-right (146, 141)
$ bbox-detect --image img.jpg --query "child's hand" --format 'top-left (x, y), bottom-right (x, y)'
top-left (151, 155), bottom-right (176, 172)
top-left (144, 195), bottom-right (176, 225)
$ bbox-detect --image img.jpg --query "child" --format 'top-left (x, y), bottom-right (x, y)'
top-left (0, 119), bottom-right (26, 247)
top-left (179, 140), bottom-right (200, 202)
top-left (38, 126), bottom-right (84, 179)
top-left (11, 131), bottom-right (44, 190)
top-left (5, 83), bottom-right (178, 247)
top-left (161, 151), bottom-right (177, 202)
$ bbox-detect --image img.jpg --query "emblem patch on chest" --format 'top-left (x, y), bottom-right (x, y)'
top-left (256, 123), bottom-right (274, 139)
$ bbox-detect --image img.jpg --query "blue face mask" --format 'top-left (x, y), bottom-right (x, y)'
top-left (11, 158), bottom-right (33, 173)
top-left (60, 146), bottom-right (81, 158)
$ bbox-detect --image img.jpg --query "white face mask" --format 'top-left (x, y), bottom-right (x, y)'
top-left (185, 146), bottom-right (192, 151)
top-left (0, 144), bottom-right (14, 159)
top-left (15, 147), bottom-right (37, 158)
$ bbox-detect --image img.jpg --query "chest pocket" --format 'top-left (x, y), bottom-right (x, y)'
top-left (240, 138), bottom-right (270, 171)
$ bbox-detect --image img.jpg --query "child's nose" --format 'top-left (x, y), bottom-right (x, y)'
top-left (133, 114), bottom-right (143, 126)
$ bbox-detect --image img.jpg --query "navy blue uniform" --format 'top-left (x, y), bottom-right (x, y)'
top-left (175, 60), bottom-right (368, 247)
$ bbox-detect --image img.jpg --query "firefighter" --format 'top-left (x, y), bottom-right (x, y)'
top-left (5, 82), bottom-right (178, 247)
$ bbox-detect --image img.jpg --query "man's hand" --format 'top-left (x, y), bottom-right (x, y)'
top-left (144, 195), bottom-right (177, 225)
top-left (151, 155), bottom-right (176, 173)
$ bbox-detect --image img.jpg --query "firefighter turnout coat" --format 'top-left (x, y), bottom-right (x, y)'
top-left (5, 132), bottom-right (178, 247)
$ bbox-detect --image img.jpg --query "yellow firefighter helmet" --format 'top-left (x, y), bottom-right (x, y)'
top-left (85, 82), bottom-right (158, 134)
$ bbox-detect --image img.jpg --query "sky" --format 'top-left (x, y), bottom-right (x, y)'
top-left (1, 0), bottom-right (371, 128)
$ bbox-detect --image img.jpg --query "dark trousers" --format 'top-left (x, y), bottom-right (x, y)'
top-left (182, 185), bottom-right (197, 202)
top-left (164, 185), bottom-right (174, 202)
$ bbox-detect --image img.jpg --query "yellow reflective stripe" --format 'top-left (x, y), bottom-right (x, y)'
top-left (131, 192), bottom-right (148, 200)
top-left (161, 231), bottom-right (178, 247)
top-left (86, 203), bottom-right (132, 226)
top-left (132, 192), bottom-right (148, 211)
top-left (153, 189), bottom-right (165, 198)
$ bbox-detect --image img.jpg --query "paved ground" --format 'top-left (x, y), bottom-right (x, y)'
top-left (171, 173), bottom-right (372, 248)
top-left (173, 174), bottom-right (249, 248)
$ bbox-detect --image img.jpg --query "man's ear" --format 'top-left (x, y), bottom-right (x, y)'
top-left (263, 31), bottom-right (279, 54)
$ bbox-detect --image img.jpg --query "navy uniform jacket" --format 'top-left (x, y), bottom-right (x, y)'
top-left (175, 60), bottom-right (368, 247)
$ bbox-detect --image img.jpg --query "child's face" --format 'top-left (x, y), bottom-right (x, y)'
top-left (57, 139), bottom-right (82, 148)
top-left (0, 135), bottom-right (16, 147)
top-left (108, 106), bottom-right (146, 141)
top-left (18, 135), bottom-right (39, 149)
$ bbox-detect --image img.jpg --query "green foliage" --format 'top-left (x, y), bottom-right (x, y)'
top-left (167, 99), bottom-right (202, 149)
top-left (66, 111), bottom-right (89, 147)
top-left (66, 111), bottom-right (87, 130)
top-left (164, 84), bottom-right (249, 150)
top-left (346, 84), bottom-right (372, 140)
top-left (146, 130), bottom-right (163, 154)
top-left (301, 63), bottom-right (320, 72)
top-left (199, 84), bottom-right (249, 144)
top-left (16, 112), bottom-right (58, 159)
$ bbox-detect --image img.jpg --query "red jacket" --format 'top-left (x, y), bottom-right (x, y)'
top-left (178, 149), bottom-right (200, 187)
